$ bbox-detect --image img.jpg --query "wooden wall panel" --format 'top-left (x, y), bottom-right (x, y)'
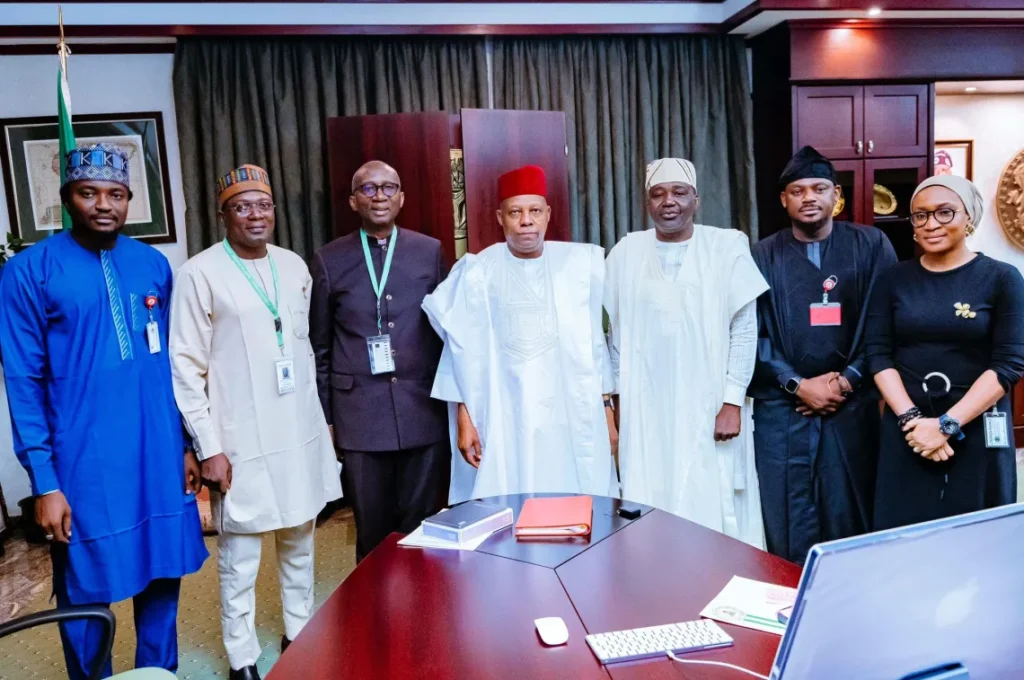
top-left (326, 112), bottom-right (455, 263)
top-left (789, 23), bottom-right (1024, 82)
top-left (460, 109), bottom-right (570, 252)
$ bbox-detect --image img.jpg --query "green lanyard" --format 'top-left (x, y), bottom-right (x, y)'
top-left (361, 227), bottom-right (398, 335)
top-left (223, 239), bottom-right (284, 353)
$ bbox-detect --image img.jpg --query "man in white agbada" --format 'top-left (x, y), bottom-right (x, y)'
top-left (169, 164), bottom-right (341, 680)
top-left (604, 158), bottom-right (769, 548)
top-left (422, 164), bottom-right (617, 503)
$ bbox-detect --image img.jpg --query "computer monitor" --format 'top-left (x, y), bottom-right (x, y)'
top-left (771, 503), bottom-right (1024, 680)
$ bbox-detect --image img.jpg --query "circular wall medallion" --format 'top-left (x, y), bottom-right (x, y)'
top-left (997, 149), bottom-right (1024, 251)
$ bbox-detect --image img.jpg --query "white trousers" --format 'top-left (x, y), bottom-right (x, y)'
top-left (218, 520), bottom-right (316, 670)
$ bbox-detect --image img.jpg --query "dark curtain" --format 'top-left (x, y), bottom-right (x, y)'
top-left (173, 37), bottom-right (489, 258)
top-left (493, 36), bottom-right (757, 248)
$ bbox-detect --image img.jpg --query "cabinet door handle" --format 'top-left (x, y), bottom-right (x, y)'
top-left (856, 140), bottom-right (864, 154)
top-left (867, 140), bottom-right (875, 154)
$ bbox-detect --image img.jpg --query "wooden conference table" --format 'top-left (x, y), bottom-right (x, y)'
top-left (267, 494), bottom-right (802, 679)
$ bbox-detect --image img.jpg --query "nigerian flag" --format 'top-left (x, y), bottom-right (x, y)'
top-left (57, 53), bottom-right (75, 231)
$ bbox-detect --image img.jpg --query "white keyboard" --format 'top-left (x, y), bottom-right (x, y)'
top-left (585, 618), bottom-right (734, 664)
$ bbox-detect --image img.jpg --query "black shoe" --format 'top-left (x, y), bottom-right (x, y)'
top-left (229, 665), bottom-right (261, 680)
top-left (281, 635), bottom-right (292, 653)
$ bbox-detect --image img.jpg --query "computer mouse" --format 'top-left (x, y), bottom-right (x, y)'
top-left (535, 616), bottom-right (569, 646)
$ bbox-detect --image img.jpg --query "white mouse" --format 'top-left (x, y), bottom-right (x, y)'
top-left (534, 616), bottom-right (569, 646)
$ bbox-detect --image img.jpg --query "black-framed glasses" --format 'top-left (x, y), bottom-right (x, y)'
top-left (910, 208), bottom-right (959, 228)
top-left (355, 182), bottom-right (401, 198)
top-left (225, 201), bottom-right (275, 217)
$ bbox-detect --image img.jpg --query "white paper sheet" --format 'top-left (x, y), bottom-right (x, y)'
top-left (397, 524), bottom-right (494, 551)
top-left (700, 575), bottom-right (797, 636)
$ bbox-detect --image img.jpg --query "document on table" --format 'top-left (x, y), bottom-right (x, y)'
top-left (398, 524), bottom-right (494, 551)
top-left (700, 576), bottom-right (797, 636)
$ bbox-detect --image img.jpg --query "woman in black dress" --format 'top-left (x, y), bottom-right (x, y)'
top-left (866, 175), bottom-right (1024, 531)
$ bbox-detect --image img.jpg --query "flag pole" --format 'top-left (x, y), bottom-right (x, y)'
top-left (58, 5), bottom-right (70, 74)
top-left (57, 5), bottom-right (76, 231)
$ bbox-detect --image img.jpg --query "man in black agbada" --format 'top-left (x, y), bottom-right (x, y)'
top-left (749, 146), bottom-right (897, 564)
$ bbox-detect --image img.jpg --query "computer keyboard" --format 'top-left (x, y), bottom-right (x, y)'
top-left (585, 618), bottom-right (734, 664)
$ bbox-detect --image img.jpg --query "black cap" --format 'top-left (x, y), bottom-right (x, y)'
top-left (779, 146), bottom-right (838, 190)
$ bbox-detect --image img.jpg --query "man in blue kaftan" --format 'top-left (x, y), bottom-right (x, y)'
top-left (0, 143), bottom-right (207, 679)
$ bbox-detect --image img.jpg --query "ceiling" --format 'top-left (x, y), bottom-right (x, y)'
top-left (936, 80), bottom-right (1024, 95)
top-left (732, 9), bottom-right (1024, 34)
top-left (1, 1), bottom-right (1023, 39)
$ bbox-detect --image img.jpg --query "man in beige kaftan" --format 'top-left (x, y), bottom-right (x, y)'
top-left (604, 159), bottom-right (768, 548)
top-left (170, 165), bottom-right (341, 680)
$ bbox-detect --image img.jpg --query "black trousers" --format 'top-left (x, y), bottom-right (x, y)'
top-left (341, 441), bottom-right (450, 562)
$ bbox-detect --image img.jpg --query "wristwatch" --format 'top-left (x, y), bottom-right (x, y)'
top-left (938, 414), bottom-right (965, 440)
top-left (784, 377), bottom-right (802, 395)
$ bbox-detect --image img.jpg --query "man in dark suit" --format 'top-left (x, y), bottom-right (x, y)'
top-left (310, 160), bottom-right (450, 562)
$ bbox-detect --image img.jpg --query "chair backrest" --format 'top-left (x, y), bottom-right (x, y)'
top-left (0, 605), bottom-right (115, 680)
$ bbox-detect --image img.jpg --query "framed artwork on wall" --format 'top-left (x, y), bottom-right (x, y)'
top-left (0, 111), bottom-right (177, 245)
top-left (934, 140), bottom-right (974, 181)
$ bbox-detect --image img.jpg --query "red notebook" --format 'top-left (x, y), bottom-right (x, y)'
top-left (514, 496), bottom-right (593, 538)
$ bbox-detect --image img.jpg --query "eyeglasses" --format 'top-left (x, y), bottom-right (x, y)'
top-left (910, 208), bottom-right (959, 228)
top-left (355, 182), bottom-right (401, 198)
top-left (225, 201), bottom-right (275, 217)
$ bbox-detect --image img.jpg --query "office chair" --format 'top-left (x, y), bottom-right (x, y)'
top-left (0, 606), bottom-right (175, 680)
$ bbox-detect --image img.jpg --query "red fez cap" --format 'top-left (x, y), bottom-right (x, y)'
top-left (498, 165), bottom-right (547, 203)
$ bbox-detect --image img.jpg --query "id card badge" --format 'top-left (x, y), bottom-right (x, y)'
top-left (810, 275), bottom-right (842, 326)
top-left (367, 334), bottom-right (396, 375)
top-left (275, 356), bottom-right (296, 395)
top-left (984, 408), bottom-right (1009, 449)
top-left (810, 303), bottom-right (842, 326)
top-left (146, 321), bottom-right (162, 354)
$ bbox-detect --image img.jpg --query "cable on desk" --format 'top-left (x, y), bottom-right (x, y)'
top-left (667, 651), bottom-right (770, 679)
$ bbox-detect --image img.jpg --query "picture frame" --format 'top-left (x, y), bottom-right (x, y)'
top-left (934, 140), bottom-right (974, 182)
top-left (0, 111), bottom-right (177, 245)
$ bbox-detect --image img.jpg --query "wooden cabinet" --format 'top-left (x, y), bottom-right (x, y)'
top-left (794, 86), bottom-right (864, 159)
top-left (864, 85), bottom-right (930, 157)
top-left (789, 84), bottom-right (931, 259)
top-left (865, 156), bottom-right (928, 261)
top-left (794, 84), bottom-right (930, 160)
top-left (826, 157), bottom-right (925, 260)
top-left (830, 159), bottom-right (866, 225)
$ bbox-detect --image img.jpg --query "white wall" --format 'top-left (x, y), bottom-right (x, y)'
top-left (0, 53), bottom-right (189, 515)
top-left (935, 93), bottom-right (1024, 275)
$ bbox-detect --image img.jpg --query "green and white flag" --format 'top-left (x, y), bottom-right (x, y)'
top-left (57, 18), bottom-right (75, 231)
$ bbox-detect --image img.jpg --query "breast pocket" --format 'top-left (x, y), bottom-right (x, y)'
top-left (290, 304), bottom-right (310, 339)
top-left (129, 291), bottom-right (161, 331)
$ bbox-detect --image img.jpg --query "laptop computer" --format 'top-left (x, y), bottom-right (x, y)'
top-left (771, 503), bottom-right (1024, 680)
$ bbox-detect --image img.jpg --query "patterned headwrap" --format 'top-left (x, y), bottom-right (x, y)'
top-left (217, 164), bottom-right (272, 209)
top-left (645, 158), bottom-right (698, 192)
top-left (63, 143), bottom-right (130, 192)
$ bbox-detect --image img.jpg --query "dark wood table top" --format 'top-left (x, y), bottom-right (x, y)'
top-left (557, 510), bottom-right (802, 679)
top-left (474, 493), bottom-right (654, 569)
top-left (269, 495), bottom-right (802, 680)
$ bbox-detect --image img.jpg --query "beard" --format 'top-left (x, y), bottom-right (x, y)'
top-left (792, 212), bottom-right (832, 236)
